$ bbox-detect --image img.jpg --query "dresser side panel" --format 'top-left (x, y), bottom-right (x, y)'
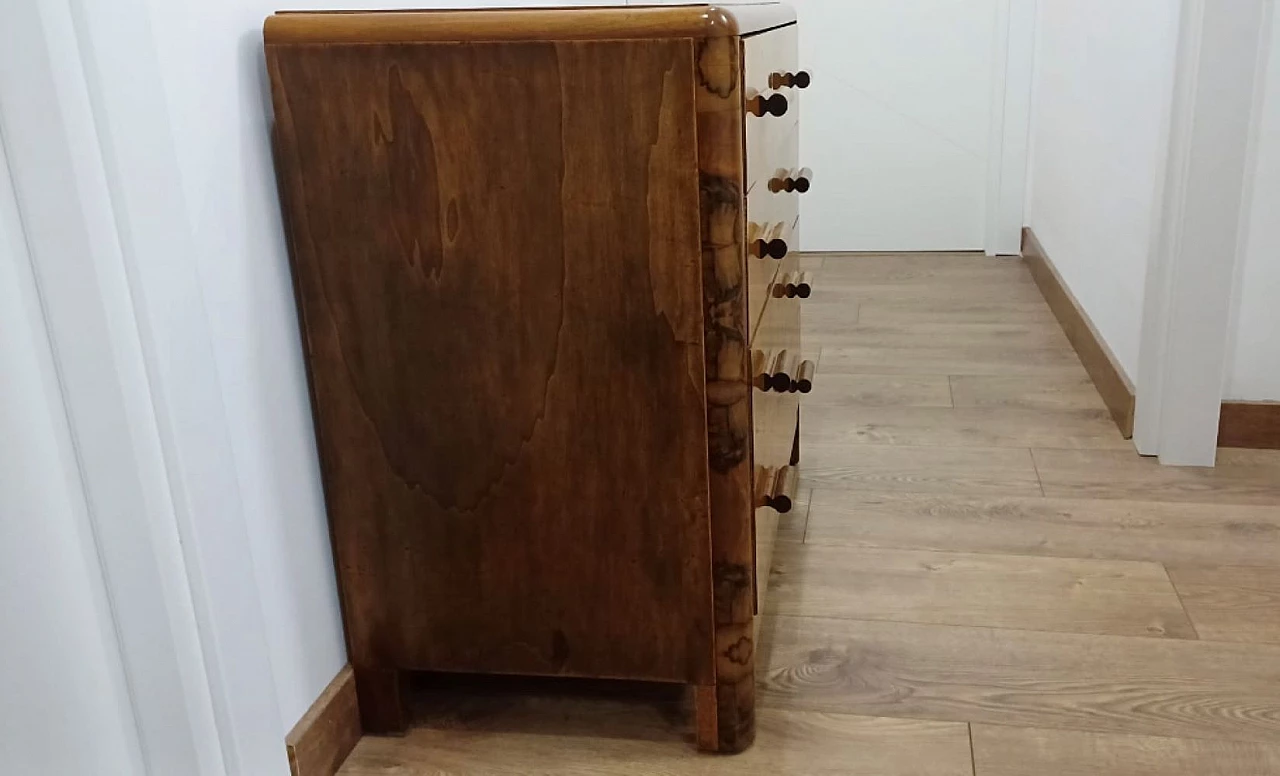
top-left (268, 38), bottom-right (713, 684)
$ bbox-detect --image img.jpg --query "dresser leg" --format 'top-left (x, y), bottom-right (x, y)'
top-left (708, 675), bottom-right (756, 753)
top-left (354, 667), bottom-right (410, 735)
top-left (694, 684), bottom-right (719, 751)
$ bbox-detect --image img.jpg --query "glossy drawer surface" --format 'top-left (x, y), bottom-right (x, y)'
top-left (743, 23), bottom-right (800, 340)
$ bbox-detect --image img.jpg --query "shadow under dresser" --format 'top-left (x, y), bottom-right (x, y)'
top-left (264, 3), bottom-right (812, 753)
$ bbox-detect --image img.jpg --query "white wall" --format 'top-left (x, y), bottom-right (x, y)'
top-left (0, 135), bottom-right (145, 776)
top-left (141, 0), bottom-right (617, 731)
top-left (1025, 0), bottom-right (1181, 379)
top-left (143, 0), bottom-right (347, 730)
top-left (1229, 8), bottom-right (1280, 402)
top-left (788, 0), bottom-right (1001, 251)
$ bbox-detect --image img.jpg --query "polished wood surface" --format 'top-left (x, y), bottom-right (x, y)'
top-left (335, 253), bottom-right (1280, 774)
top-left (692, 27), bottom-right (758, 754)
top-left (265, 5), bottom-right (796, 45)
top-left (1219, 401), bottom-right (1280, 449)
top-left (287, 665), bottom-right (362, 776)
top-left (270, 34), bottom-right (713, 717)
top-left (1022, 228), bottom-right (1136, 436)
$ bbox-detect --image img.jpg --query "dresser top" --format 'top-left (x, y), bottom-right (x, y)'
top-left (264, 4), bottom-right (797, 45)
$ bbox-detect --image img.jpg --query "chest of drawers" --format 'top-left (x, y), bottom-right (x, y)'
top-left (265, 4), bottom-right (810, 753)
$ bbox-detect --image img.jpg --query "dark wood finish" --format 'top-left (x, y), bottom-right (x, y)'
top-left (1219, 402), bottom-right (1280, 450)
top-left (768, 167), bottom-right (812, 194)
top-left (795, 360), bottom-right (816, 394)
top-left (353, 668), bottom-right (408, 735)
top-left (264, 7), bottom-right (747, 45)
top-left (746, 92), bottom-right (789, 118)
top-left (693, 29), bottom-right (758, 754)
top-left (794, 270), bottom-right (812, 298)
top-left (268, 5), bottom-right (802, 755)
top-left (286, 665), bottom-right (362, 776)
top-left (748, 222), bottom-right (790, 260)
top-left (1022, 228), bottom-right (1136, 438)
top-left (769, 466), bottom-right (799, 514)
top-left (271, 34), bottom-right (712, 694)
top-left (769, 70), bottom-right (812, 89)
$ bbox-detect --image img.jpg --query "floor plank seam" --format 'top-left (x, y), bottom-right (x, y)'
top-left (761, 613), bottom-right (1280, 650)
top-left (1028, 449), bottom-right (1047, 497)
top-left (967, 723), bottom-right (978, 776)
top-left (1163, 562), bottom-right (1202, 641)
top-left (761, 611), bottom-right (1196, 641)
top-left (794, 534), bottom-right (1280, 572)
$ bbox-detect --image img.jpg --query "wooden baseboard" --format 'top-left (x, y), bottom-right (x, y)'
top-left (1219, 402), bottom-right (1280, 449)
top-left (1022, 228), bottom-right (1136, 438)
top-left (286, 664), bottom-right (362, 776)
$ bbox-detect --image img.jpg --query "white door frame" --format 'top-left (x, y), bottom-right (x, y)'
top-left (0, 2), bottom-right (288, 773)
top-left (986, 0), bottom-right (1037, 256)
top-left (1134, 0), bottom-right (1273, 466)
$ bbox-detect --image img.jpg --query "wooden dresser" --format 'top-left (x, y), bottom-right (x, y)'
top-left (265, 4), bottom-right (811, 753)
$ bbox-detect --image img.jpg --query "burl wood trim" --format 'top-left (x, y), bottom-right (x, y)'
top-left (285, 665), bottom-right (362, 776)
top-left (1022, 228), bottom-right (1136, 438)
top-left (1219, 402), bottom-right (1280, 450)
top-left (695, 33), bottom-right (756, 754)
top-left (265, 6), bottom-right (743, 45)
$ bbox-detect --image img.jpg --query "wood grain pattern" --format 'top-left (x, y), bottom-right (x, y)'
top-left (801, 443), bottom-right (1043, 496)
top-left (817, 344), bottom-right (1087, 377)
top-left (1033, 448), bottom-right (1280, 505)
top-left (287, 665), bottom-right (362, 776)
top-left (265, 6), bottom-right (795, 45)
top-left (337, 684), bottom-right (972, 776)
top-left (802, 405), bottom-right (1130, 449)
top-left (270, 37), bottom-right (715, 716)
top-left (1166, 565), bottom-right (1280, 644)
top-left (803, 490), bottom-right (1280, 567)
top-left (760, 615), bottom-right (1280, 743)
top-left (804, 373), bottom-right (954, 408)
top-left (949, 373), bottom-right (1109, 411)
top-left (768, 544), bottom-right (1195, 638)
top-left (971, 724), bottom-right (1280, 776)
top-left (1022, 228), bottom-right (1136, 437)
top-left (1219, 401), bottom-right (1280, 450)
top-left (856, 298), bottom-right (1056, 325)
top-left (693, 28), bottom-right (757, 753)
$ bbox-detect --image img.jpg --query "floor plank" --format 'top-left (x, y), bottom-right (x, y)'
top-left (803, 405), bottom-right (1130, 449)
top-left (857, 299), bottom-right (1058, 325)
top-left (1034, 448), bottom-right (1280, 505)
top-left (802, 490), bottom-right (1280, 568)
top-left (1166, 565), bottom-right (1280, 644)
top-left (799, 321), bottom-right (1073, 350)
top-left (801, 443), bottom-right (1043, 496)
top-left (804, 373), bottom-right (955, 408)
top-left (337, 686), bottom-right (974, 776)
top-left (949, 374), bottom-right (1109, 411)
top-left (819, 344), bottom-right (1088, 377)
top-left (971, 724), bottom-right (1280, 776)
top-left (767, 544), bottom-right (1195, 639)
top-left (759, 615), bottom-right (1280, 744)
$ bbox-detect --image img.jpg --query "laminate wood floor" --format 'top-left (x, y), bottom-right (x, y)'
top-left (337, 252), bottom-right (1280, 775)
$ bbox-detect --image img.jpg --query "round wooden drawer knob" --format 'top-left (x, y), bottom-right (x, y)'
top-left (768, 168), bottom-right (813, 194)
top-left (747, 92), bottom-right (789, 118)
top-left (769, 70), bottom-right (812, 90)
top-left (751, 238), bottom-right (789, 260)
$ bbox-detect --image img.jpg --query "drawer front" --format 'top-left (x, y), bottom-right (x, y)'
top-left (744, 22), bottom-right (803, 619)
top-left (744, 24), bottom-right (801, 340)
